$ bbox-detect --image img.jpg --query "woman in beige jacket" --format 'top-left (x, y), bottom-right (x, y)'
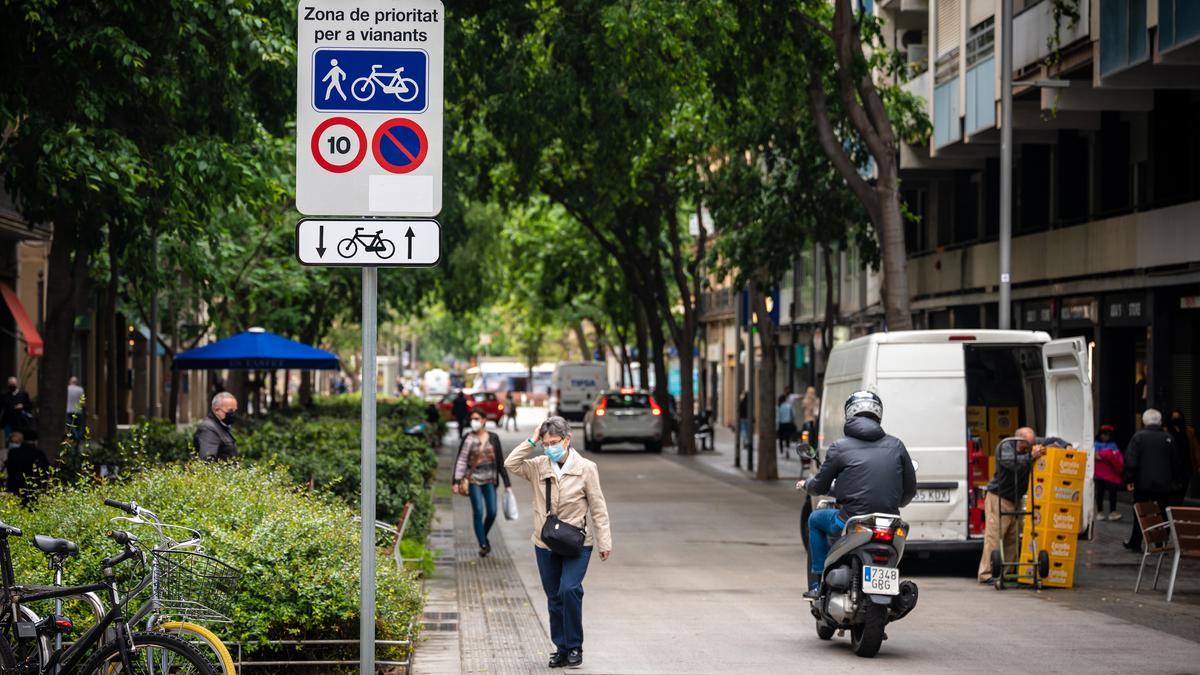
top-left (504, 416), bottom-right (612, 670)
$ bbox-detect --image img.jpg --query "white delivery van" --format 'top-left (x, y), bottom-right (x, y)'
top-left (810, 330), bottom-right (1094, 554)
top-left (549, 362), bottom-right (610, 421)
top-left (422, 368), bottom-right (451, 398)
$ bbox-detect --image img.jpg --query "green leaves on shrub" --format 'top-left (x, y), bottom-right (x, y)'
top-left (0, 463), bottom-right (422, 656)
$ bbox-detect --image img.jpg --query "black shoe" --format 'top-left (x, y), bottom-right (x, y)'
top-left (479, 544), bottom-right (491, 558)
top-left (802, 587), bottom-right (820, 600)
top-left (565, 648), bottom-right (583, 668)
top-left (548, 651), bottom-right (567, 668)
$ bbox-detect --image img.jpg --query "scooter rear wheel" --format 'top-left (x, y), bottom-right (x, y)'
top-left (815, 619), bottom-right (835, 640)
top-left (850, 604), bottom-right (887, 658)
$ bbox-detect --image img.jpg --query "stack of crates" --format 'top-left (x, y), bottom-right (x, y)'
top-left (1019, 446), bottom-right (1088, 588)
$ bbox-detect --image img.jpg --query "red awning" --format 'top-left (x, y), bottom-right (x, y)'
top-left (0, 282), bottom-right (43, 357)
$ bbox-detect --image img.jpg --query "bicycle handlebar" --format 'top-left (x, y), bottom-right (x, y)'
top-left (104, 498), bottom-right (137, 515)
top-left (0, 522), bottom-right (22, 537)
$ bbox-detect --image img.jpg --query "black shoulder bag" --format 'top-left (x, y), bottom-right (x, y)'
top-left (541, 478), bottom-right (585, 557)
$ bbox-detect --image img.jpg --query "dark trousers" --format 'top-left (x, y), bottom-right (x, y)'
top-left (1128, 490), bottom-right (1178, 549)
top-left (1094, 479), bottom-right (1119, 513)
top-left (467, 483), bottom-right (497, 547)
top-left (535, 545), bottom-right (592, 653)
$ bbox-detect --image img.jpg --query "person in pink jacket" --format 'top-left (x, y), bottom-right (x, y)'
top-left (1094, 424), bottom-right (1125, 521)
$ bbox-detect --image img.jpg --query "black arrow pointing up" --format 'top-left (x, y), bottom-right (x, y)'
top-left (405, 226), bottom-right (415, 259)
top-left (316, 224), bottom-right (327, 258)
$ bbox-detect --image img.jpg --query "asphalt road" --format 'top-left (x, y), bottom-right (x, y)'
top-left (485, 411), bottom-right (1200, 674)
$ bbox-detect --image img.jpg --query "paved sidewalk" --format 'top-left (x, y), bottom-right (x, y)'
top-left (413, 428), bottom-right (554, 675)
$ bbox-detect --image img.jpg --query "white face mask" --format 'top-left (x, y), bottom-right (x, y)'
top-left (470, 419), bottom-right (483, 431)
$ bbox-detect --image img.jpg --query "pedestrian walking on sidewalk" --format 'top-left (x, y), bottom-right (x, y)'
top-left (453, 409), bottom-right (511, 557)
top-left (776, 394), bottom-right (796, 456)
top-left (504, 390), bottom-right (518, 431)
top-left (1094, 424), bottom-right (1124, 521)
top-left (1124, 409), bottom-right (1183, 551)
top-left (1166, 410), bottom-right (1199, 500)
top-left (737, 393), bottom-right (750, 447)
top-left (504, 416), bottom-right (612, 670)
top-left (451, 390), bottom-right (470, 437)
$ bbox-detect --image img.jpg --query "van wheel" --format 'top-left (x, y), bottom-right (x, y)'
top-left (644, 440), bottom-right (662, 453)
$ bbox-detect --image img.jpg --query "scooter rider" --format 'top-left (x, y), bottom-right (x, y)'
top-left (798, 391), bottom-right (917, 599)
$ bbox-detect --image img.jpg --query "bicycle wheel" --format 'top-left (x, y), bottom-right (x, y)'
top-left (158, 621), bottom-right (235, 675)
top-left (351, 77), bottom-right (375, 101)
top-left (336, 237), bottom-right (358, 258)
top-left (395, 78), bottom-right (419, 103)
top-left (375, 238), bottom-right (396, 259)
top-left (79, 631), bottom-right (215, 674)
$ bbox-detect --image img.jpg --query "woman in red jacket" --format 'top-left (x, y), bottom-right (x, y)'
top-left (1094, 424), bottom-right (1124, 521)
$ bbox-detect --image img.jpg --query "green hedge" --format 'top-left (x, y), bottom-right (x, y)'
top-left (238, 417), bottom-right (437, 541)
top-left (0, 463), bottom-right (421, 659)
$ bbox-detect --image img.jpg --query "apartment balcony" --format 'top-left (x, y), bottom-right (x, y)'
top-left (1013, 0), bottom-right (1091, 73)
top-left (1096, 0), bottom-right (1200, 86)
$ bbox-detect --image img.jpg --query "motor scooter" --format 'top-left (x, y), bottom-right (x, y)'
top-left (798, 447), bottom-right (919, 658)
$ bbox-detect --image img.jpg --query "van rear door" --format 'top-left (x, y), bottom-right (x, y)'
top-left (1042, 337), bottom-right (1095, 533)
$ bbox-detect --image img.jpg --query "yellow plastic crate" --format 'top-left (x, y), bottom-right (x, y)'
top-left (1033, 446), bottom-right (1087, 480)
top-left (1031, 475), bottom-right (1085, 508)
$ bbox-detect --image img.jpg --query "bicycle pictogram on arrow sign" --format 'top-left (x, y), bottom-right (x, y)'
top-left (371, 117), bottom-right (428, 174)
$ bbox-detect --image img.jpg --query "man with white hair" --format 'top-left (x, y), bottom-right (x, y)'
top-left (194, 392), bottom-right (239, 460)
top-left (1124, 408), bottom-right (1182, 551)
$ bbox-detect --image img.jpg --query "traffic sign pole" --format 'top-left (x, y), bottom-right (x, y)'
top-left (360, 267), bottom-right (378, 675)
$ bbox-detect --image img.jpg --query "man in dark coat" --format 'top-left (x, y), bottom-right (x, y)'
top-left (0, 376), bottom-right (34, 439)
top-left (194, 392), bottom-right (239, 461)
top-left (4, 431), bottom-right (48, 505)
top-left (1125, 408), bottom-right (1183, 551)
top-left (451, 390), bottom-right (470, 437)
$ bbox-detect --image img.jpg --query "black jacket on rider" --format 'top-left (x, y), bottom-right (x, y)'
top-left (806, 416), bottom-right (917, 522)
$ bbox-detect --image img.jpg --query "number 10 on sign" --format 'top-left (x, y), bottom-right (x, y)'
top-left (311, 117), bottom-right (367, 173)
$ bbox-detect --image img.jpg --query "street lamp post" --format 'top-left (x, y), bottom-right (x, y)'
top-left (999, 0), bottom-right (1014, 329)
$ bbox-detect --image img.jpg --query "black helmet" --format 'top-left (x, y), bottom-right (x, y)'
top-left (844, 390), bottom-right (882, 421)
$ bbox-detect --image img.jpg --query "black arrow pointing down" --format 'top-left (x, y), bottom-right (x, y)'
top-left (316, 224), bottom-right (326, 258)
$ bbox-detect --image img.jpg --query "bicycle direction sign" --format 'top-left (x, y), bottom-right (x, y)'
top-left (295, 219), bottom-right (441, 267)
top-left (296, 0), bottom-right (443, 217)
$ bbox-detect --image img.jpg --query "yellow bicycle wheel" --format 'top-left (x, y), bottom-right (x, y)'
top-left (157, 620), bottom-right (236, 675)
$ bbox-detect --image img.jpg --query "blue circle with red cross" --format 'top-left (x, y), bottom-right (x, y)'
top-left (371, 118), bottom-right (428, 174)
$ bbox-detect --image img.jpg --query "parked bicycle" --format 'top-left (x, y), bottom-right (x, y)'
top-left (351, 65), bottom-right (419, 103)
top-left (0, 520), bottom-right (215, 673)
top-left (104, 499), bottom-right (240, 675)
top-left (337, 227), bottom-right (396, 259)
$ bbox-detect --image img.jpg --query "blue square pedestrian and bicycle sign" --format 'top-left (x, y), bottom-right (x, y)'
top-left (312, 48), bottom-right (428, 113)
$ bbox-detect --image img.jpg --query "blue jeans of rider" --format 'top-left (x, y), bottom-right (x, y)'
top-left (808, 509), bottom-right (846, 576)
top-left (535, 546), bottom-right (593, 654)
top-left (467, 483), bottom-right (497, 547)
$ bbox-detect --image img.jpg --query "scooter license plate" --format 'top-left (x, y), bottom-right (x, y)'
top-left (863, 565), bottom-right (900, 596)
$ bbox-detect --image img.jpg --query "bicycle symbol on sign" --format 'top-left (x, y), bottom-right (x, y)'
top-left (338, 227), bottom-right (396, 259)
top-left (351, 65), bottom-right (420, 103)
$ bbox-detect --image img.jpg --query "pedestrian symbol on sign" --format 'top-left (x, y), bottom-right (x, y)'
top-left (322, 59), bottom-right (348, 101)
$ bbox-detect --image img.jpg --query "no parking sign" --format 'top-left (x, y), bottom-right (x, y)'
top-left (296, 1), bottom-right (443, 217)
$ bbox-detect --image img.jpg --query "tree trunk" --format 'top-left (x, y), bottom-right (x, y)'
top-left (573, 320), bottom-right (591, 361)
top-left (168, 366), bottom-right (181, 424)
top-left (675, 335), bottom-right (697, 455)
top-left (822, 244), bottom-right (836, 362)
top-left (752, 281), bottom-right (779, 480)
top-left (876, 176), bottom-right (912, 330)
top-left (299, 370), bottom-right (314, 408)
top-left (105, 235), bottom-right (121, 437)
top-left (633, 298), bottom-right (651, 390)
top-left (37, 214), bottom-right (91, 461)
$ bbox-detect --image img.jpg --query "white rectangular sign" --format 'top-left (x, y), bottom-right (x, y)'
top-left (296, 0), bottom-right (443, 217)
top-left (296, 219), bottom-right (441, 266)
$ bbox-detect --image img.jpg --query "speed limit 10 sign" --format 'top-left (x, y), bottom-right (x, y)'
top-left (295, 0), bottom-right (444, 217)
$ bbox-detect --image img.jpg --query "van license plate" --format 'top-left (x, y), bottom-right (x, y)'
top-left (863, 566), bottom-right (899, 596)
top-left (913, 489), bottom-right (950, 503)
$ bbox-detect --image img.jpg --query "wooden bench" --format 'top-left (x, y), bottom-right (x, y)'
top-left (1133, 501), bottom-right (1174, 594)
top-left (1166, 506), bottom-right (1200, 602)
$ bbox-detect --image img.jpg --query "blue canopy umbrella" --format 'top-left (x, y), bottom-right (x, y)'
top-left (172, 329), bottom-right (339, 370)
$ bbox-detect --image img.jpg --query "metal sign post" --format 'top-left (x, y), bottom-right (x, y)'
top-left (296, 3), bottom-right (444, 673)
top-left (359, 267), bottom-right (378, 673)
